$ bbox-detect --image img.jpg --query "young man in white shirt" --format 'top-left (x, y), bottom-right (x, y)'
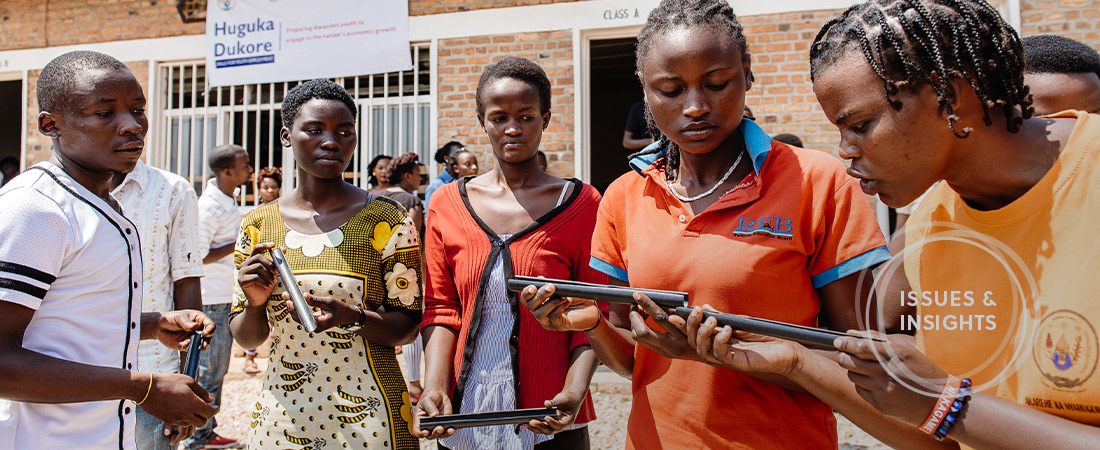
top-left (111, 159), bottom-right (204, 449)
top-left (0, 50), bottom-right (215, 450)
top-left (182, 144), bottom-right (252, 450)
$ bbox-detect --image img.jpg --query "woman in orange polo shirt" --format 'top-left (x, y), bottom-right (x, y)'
top-left (519, 0), bottom-right (898, 448)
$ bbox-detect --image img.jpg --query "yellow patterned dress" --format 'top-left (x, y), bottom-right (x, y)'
top-left (232, 197), bottom-right (422, 450)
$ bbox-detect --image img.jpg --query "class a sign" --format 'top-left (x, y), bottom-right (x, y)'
top-left (205, 0), bottom-right (412, 87)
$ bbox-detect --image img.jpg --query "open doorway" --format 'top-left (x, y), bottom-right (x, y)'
top-left (588, 37), bottom-right (643, 193)
top-left (0, 80), bottom-right (21, 183)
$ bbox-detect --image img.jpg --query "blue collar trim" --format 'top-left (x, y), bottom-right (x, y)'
top-left (628, 118), bottom-right (772, 176)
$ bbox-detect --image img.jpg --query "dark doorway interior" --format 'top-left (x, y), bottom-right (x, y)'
top-left (0, 81), bottom-right (22, 169)
top-left (589, 37), bottom-right (643, 193)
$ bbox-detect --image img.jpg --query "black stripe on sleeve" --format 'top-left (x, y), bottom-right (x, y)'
top-left (0, 277), bottom-right (48, 299)
top-left (0, 261), bottom-right (57, 284)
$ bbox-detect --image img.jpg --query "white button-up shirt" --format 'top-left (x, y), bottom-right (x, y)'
top-left (0, 162), bottom-right (144, 450)
top-left (198, 179), bottom-right (242, 305)
top-left (112, 160), bottom-right (204, 375)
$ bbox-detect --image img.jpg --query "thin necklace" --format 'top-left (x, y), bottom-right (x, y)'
top-left (666, 150), bottom-right (744, 202)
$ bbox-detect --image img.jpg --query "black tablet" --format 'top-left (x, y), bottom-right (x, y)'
top-left (183, 330), bottom-right (203, 379)
top-left (672, 307), bottom-right (885, 347)
top-left (418, 407), bottom-right (559, 431)
top-left (507, 276), bottom-right (687, 308)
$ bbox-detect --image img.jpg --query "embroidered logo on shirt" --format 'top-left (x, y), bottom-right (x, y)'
top-left (733, 216), bottom-right (794, 240)
top-left (1033, 310), bottom-right (1098, 390)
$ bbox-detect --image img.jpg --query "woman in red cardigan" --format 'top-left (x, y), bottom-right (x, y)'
top-left (412, 56), bottom-right (605, 449)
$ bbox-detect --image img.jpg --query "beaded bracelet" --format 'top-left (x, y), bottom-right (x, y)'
top-left (934, 378), bottom-right (972, 441)
top-left (919, 376), bottom-right (962, 435)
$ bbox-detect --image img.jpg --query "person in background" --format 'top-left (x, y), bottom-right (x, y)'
top-left (0, 156), bottom-right (18, 186)
top-left (182, 144), bottom-right (252, 450)
top-left (111, 157), bottom-right (205, 449)
top-left (377, 152), bottom-right (428, 401)
top-left (426, 146), bottom-right (479, 210)
top-left (772, 133), bottom-right (803, 148)
top-left (241, 166), bottom-right (283, 375)
top-left (451, 150), bottom-right (480, 179)
top-left (425, 141), bottom-right (465, 206)
top-left (367, 154), bottom-right (393, 192)
top-left (537, 150), bottom-right (549, 172)
top-left (1022, 34), bottom-right (1100, 115)
top-left (743, 105), bottom-right (756, 120)
top-left (380, 152), bottom-right (425, 233)
top-left (256, 166), bottom-right (282, 206)
top-left (622, 100), bottom-right (653, 151)
top-left (0, 49), bottom-right (215, 450)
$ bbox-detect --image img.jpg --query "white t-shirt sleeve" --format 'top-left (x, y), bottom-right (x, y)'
top-left (0, 187), bottom-right (73, 310)
top-left (196, 197), bottom-right (219, 260)
top-left (168, 182), bottom-right (204, 281)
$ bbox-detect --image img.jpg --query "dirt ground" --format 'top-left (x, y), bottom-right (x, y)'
top-left (216, 352), bottom-right (889, 449)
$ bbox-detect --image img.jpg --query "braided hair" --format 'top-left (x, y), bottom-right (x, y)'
top-left (632, 0), bottom-right (748, 181)
top-left (810, 0), bottom-right (1033, 138)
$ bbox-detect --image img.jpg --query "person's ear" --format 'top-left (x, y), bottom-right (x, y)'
top-left (477, 114), bottom-right (485, 130)
top-left (743, 54), bottom-right (754, 92)
top-left (280, 126), bottom-right (291, 148)
top-left (542, 111), bottom-right (552, 130)
top-left (38, 112), bottom-right (60, 138)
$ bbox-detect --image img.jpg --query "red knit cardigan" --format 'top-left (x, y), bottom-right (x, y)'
top-left (421, 179), bottom-right (607, 424)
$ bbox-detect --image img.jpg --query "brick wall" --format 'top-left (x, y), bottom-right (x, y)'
top-left (0, 0), bottom-right (204, 52)
top-left (410, 0), bottom-right (584, 16)
top-left (741, 9), bottom-right (846, 156)
top-left (1020, 0), bottom-right (1100, 50)
top-left (436, 30), bottom-right (575, 176)
top-left (24, 60), bottom-right (150, 166)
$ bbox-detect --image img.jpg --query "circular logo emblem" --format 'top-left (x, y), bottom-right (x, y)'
top-left (218, 0), bottom-right (237, 11)
top-left (1033, 310), bottom-right (1098, 390)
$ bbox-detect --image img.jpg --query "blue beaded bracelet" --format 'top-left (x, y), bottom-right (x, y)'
top-left (934, 378), bottom-right (972, 441)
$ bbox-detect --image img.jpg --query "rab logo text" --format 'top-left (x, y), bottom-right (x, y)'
top-left (733, 216), bottom-right (794, 240)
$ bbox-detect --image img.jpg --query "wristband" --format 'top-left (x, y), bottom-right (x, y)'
top-left (135, 372), bottom-right (154, 406)
top-left (919, 375), bottom-right (961, 435)
top-left (341, 306), bottom-right (366, 333)
top-left (934, 378), bottom-right (972, 441)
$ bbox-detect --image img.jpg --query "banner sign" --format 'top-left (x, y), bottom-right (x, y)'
top-left (206, 0), bottom-right (412, 87)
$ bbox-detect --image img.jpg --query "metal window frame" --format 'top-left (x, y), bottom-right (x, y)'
top-left (152, 42), bottom-right (435, 205)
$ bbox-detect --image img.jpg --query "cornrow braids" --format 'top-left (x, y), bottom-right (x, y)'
top-left (810, 0), bottom-right (1033, 138)
top-left (633, 0), bottom-right (747, 181)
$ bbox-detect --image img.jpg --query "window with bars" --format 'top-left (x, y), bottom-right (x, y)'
top-left (153, 43), bottom-right (434, 205)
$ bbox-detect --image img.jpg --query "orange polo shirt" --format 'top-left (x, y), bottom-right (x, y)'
top-left (906, 111), bottom-right (1100, 426)
top-left (590, 119), bottom-right (890, 449)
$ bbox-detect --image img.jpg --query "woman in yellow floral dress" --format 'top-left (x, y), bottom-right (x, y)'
top-left (230, 79), bottom-right (423, 450)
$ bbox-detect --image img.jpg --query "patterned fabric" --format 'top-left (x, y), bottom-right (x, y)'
top-left (232, 198), bottom-right (422, 450)
top-left (112, 160), bottom-right (204, 375)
